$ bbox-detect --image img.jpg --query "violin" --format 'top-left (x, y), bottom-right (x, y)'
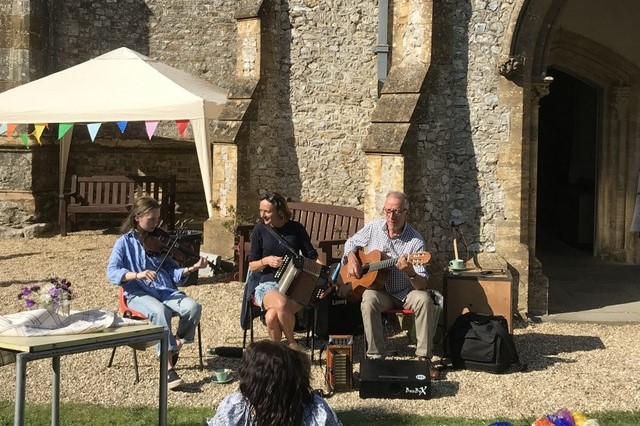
top-left (141, 227), bottom-right (220, 271)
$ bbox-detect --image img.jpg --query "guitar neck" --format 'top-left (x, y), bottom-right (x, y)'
top-left (363, 257), bottom-right (400, 274)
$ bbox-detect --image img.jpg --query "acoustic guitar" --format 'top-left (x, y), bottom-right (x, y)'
top-left (337, 249), bottom-right (431, 300)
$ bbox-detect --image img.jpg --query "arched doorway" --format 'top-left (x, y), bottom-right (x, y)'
top-left (536, 68), bottom-right (601, 314)
top-left (537, 68), bottom-right (598, 254)
top-left (502, 0), bottom-right (640, 317)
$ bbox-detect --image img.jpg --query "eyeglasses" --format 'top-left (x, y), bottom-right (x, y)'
top-left (382, 208), bottom-right (407, 216)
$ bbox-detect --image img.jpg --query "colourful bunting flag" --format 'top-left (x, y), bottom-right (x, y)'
top-left (7, 124), bottom-right (17, 137)
top-left (176, 120), bottom-right (189, 137)
top-left (19, 133), bottom-right (29, 149)
top-left (116, 121), bottom-right (128, 134)
top-left (145, 121), bottom-right (159, 140)
top-left (58, 123), bottom-right (73, 140)
top-left (0, 123), bottom-right (7, 135)
top-left (87, 123), bottom-right (102, 142)
top-left (33, 123), bottom-right (46, 145)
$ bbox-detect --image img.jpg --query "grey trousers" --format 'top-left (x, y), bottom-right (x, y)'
top-left (361, 288), bottom-right (436, 358)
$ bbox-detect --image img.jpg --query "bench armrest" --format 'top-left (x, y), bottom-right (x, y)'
top-left (317, 239), bottom-right (348, 265)
top-left (59, 191), bottom-right (76, 201)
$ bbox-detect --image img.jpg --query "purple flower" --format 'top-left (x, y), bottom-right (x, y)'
top-left (18, 278), bottom-right (74, 310)
top-left (18, 287), bottom-right (29, 300)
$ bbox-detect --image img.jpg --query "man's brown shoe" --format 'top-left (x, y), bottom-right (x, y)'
top-left (418, 356), bottom-right (443, 381)
top-left (429, 364), bottom-right (443, 380)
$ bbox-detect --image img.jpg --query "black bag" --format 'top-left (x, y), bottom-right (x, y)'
top-left (445, 312), bottom-right (526, 373)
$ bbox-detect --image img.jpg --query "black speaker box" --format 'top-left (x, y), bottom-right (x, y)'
top-left (315, 295), bottom-right (363, 338)
top-left (359, 359), bottom-right (431, 399)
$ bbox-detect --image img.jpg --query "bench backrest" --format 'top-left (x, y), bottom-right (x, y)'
top-left (288, 201), bottom-right (364, 243)
top-left (71, 175), bottom-right (175, 204)
top-left (69, 174), bottom-right (176, 228)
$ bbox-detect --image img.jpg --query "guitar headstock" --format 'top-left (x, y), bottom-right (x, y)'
top-left (408, 251), bottom-right (431, 265)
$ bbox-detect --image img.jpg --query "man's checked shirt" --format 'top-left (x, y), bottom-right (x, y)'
top-left (343, 219), bottom-right (427, 302)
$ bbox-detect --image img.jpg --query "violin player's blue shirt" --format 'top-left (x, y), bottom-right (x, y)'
top-left (106, 230), bottom-right (201, 356)
top-left (106, 231), bottom-right (187, 301)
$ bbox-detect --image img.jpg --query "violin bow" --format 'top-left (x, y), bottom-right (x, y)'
top-left (154, 222), bottom-right (189, 274)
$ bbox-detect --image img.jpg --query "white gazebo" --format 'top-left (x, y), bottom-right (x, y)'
top-left (0, 47), bottom-right (227, 217)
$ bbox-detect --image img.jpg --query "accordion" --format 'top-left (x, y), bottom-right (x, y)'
top-left (274, 255), bottom-right (330, 306)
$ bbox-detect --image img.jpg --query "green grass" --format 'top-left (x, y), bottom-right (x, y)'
top-left (1, 401), bottom-right (638, 425)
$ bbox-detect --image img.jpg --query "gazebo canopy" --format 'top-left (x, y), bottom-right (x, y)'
top-left (0, 47), bottom-right (228, 217)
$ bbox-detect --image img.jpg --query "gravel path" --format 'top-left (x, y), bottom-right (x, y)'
top-left (0, 230), bottom-right (639, 422)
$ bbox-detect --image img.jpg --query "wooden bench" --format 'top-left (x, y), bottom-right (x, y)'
top-left (236, 201), bottom-right (365, 282)
top-left (59, 175), bottom-right (176, 236)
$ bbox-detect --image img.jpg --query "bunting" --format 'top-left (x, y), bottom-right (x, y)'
top-left (33, 124), bottom-right (47, 145)
top-left (19, 134), bottom-right (29, 149)
top-left (176, 120), bottom-right (189, 137)
top-left (87, 123), bottom-right (102, 142)
top-left (58, 123), bottom-right (73, 140)
top-left (116, 121), bottom-right (128, 134)
top-left (145, 121), bottom-right (159, 140)
top-left (1, 120), bottom-right (187, 145)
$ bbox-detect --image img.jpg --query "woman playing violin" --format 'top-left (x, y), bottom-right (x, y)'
top-left (106, 196), bottom-right (207, 390)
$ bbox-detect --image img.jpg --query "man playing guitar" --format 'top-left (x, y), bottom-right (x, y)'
top-left (342, 191), bottom-right (441, 380)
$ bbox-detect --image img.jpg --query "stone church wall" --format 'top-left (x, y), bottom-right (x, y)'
top-left (0, 0), bottom-right (519, 261)
top-left (409, 0), bottom-right (514, 257)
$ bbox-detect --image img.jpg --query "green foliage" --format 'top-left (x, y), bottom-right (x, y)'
top-left (1, 401), bottom-right (639, 426)
top-left (218, 204), bottom-right (257, 236)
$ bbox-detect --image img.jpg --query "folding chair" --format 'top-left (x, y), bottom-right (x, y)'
top-left (107, 287), bottom-right (204, 382)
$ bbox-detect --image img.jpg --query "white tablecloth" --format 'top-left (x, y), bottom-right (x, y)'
top-left (0, 309), bottom-right (144, 366)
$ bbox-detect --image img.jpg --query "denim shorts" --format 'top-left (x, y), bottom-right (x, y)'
top-left (253, 281), bottom-right (279, 307)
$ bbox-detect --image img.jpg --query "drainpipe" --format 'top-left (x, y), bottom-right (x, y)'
top-left (373, 0), bottom-right (389, 97)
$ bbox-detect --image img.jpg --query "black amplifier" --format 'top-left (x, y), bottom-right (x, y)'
top-left (315, 294), bottom-right (363, 338)
top-left (359, 358), bottom-right (431, 399)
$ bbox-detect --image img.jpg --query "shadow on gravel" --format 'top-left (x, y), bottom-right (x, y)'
top-left (515, 333), bottom-right (605, 371)
top-left (1, 277), bottom-right (47, 287)
top-left (0, 252), bottom-right (40, 262)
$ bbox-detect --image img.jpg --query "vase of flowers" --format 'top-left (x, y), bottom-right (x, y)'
top-left (17, 278), bottom-right (73, 312)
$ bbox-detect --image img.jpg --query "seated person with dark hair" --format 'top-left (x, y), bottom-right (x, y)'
top-left (241, 192), bottom-right (319, 352)
top-left (207, 339), bottom-right (342, 426)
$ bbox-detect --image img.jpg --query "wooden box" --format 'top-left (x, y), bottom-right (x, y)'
top-left (443, 270), bottom-right (513, 333)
